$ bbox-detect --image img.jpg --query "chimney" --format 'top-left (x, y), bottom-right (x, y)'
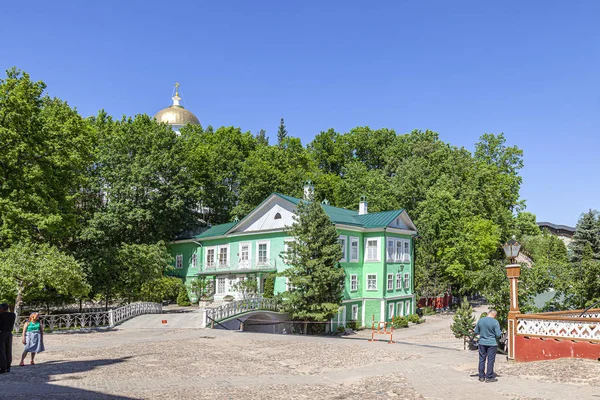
top-left (359, 195), bottom-right (368, 215)
top-left (303, 179), bottom-right (314, 200)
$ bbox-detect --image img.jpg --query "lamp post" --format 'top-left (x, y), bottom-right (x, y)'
top-left (502, 237), bottom-right (521, 361)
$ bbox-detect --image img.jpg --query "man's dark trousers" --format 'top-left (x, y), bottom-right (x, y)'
top-left (0, 331), bottom-right (12, 372)
top-left (478, 344), bottom-right (497, 379)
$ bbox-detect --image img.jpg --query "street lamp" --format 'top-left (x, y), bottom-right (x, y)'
top-left (503, 236), bottom-right (521, 361)
top-left (502, 237), bottom-right (521, 263)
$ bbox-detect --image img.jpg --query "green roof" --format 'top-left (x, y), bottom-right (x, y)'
top-left (189, 193), bottom-right (409, 241)
top-left (194, 221), bottom-right (238, 239)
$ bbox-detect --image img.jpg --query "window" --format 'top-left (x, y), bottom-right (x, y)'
top-left (217, 278), bottom-right (225, 294)
top-left (351, 304), bottom-right (359, 320)
top-left (404, 240), bottom-right (410, 262)
top-left (404, 273), bottom-right (410, 289)
top-left (338, 236), bottom-right (347, 262)
top-left (350, 274), bottom-right (358, 292)
top-left (405, 301), bottom-right (411, 316)
top-left (387, 239), bottom-right (395, 261)
top-left (350, 237), bottom-right (359, 262)
top-left (191, 254), bottom-right (197, 268)
top-left (175, 254), bottom-right (183, 269)
top-left (366, 239), bottom-right (379, 261)
top-left (396, 273), bottom-right (402, 289)
top-left (258, 242), bottom-right (268, 264)
top-left (218, 247), bottom-right (228, 266)
top-left (399, 301), bottom-right (405, 316)
top-left (388, 303), bottom-right (394, 319)
top-left (274, 212), bottom-right (282, 220)
top-left (387, 273), bottom-right (394, 290)
top-left (367, 274), bottom-right (377, 291)
top-left (206, 248), bottom-right (215, 268)
top-left (395, 240), bottom-right (403, 261)
top-left (240, 243), bottom-right (250, 267)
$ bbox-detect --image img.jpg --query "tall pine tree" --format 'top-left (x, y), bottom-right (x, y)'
top-left (280, 194), bottom-right (345, 328)
top-left (572, 210), bottom-right (600, 263)
top-left (277, 117), bottom-right (288, 147)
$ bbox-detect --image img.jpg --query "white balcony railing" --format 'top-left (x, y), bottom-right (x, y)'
top-left (198, 257), bottom-right (278, 275)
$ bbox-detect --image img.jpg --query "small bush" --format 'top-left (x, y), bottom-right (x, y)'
top-left (423, 306), bottom-right (436, 315)
top-left (176, 286), bottom-right (191, 306)
top-left (223, 295), bottom-right (235, 302)
top-left (336, 326), bottom-right (346, 334)
top-left (407, 314), bottom-right (422, 324)
top-left (392, 316), bottom-right (409, 329)
top-left (346, 319), bottom-right (359, 330)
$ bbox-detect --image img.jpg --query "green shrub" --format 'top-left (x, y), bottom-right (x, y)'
top-left (141, 276), bottom-right (182, 303)
top-left (176, 286), bottom-right (191, 306)
top-left (423, 306), bottom-right (436, 315)
top-left (263, 273), bottom-right (275, 298)
top-left (336, 326), bottom-right (346, 334)
top-left (407, 314), bottom-right (422, 324)
top-left (392, 316), bottom-right (409, 329)
top-left (346, 319), bottom-right (359, 330)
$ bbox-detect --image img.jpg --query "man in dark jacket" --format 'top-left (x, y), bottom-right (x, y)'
top-left (0, 303), bottom-right (17, 373)
top-left (474, 309), bottom-right (502, 383)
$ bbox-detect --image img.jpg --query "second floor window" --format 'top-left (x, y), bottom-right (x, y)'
top-left (387, 274), bottom-right (393, 290)
top-left (191, 254), bottom-right (197, 268)
top-left (350, 237), bottom-right (359, 262)
top-left (338, 236), bottom-right (347, 261)
top-left (258, 243), bottom-right (268, 264)
top-left (219, 247), bottom-right (228, 266)
top-left (366, 240), bottom-right (378, 261)
top-left (396, 273), bottom-right (402, 289)
top-left (367, 274), bottom-right (377, 290)
top-left (350, 274), bottom-right (358, 291)
top-left (175, 254), bottom-right (183, 269)
top-left (240, 244), bottom-right (249, 262)
top-left (206, 249), bottom-right (215, 267)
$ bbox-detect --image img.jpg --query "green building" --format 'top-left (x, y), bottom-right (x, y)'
top-left (168, 183), bottom-right (418, 328)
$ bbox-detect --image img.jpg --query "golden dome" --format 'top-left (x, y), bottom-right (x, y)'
top-left (154, 106), bottom-right (200, 126)
top-left (154, 83), bottom-right (200, 126)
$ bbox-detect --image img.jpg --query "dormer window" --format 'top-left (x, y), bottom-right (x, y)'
top-left (274, 213), bottom-right (282, 220)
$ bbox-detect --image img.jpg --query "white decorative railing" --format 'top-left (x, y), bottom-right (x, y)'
top-left (14, 302), bottom-right (162, 333)
top-left (517, 316), bottom-right (600, 341)
top-left (196, 258), bottom-right (278, 275)
top-left (205, 296), bottom-right (279, 327)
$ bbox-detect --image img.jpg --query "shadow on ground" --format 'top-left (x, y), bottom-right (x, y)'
top-left (0, 357), bottom-right (139, 399)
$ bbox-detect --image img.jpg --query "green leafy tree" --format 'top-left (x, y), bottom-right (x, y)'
top-left (190, 277), bottom-right (212, 301)
top-left (451, 297), bottom-right (476, 349)
top-left (140, 276), bottom-right (182, 303)
top-left (0, 68), bottom-right (94, 247)
top-left (514, 212), bottom-right (541, 239)
top-left (177, 285), bottom-right (191, 306)
top-left (279, 196), bottom-right (345, 329)
top-left (572, 210), bottom-right (600, 262)
top-left (256, 129), bottom-right (269, 146)
top-left (0, 242), bottom-right (90, 315)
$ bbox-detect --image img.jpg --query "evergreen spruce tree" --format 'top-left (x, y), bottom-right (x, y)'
top-left (277, 118), bottom-right (288, 147)
top-left (572, 210), bottom-right (600, 263)
top-left (451, 296), bottom-right (476, 349)
top-left (279, 194), bottom-right (345, 331)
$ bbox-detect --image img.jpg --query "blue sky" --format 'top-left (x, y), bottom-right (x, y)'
top-left (2, 1), bottom-right (599, 226)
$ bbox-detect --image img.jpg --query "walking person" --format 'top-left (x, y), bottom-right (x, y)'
top-left (0, 303), bottom-right (17, 374)
top-left (20, 312), bottom-right (45, 366)
top-left (475, 309), bottom-right (502, 383)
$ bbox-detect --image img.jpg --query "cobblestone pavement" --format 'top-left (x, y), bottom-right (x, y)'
top-left (0, 309), bottom-right (598, 400)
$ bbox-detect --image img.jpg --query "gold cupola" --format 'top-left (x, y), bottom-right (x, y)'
top-left (154, 83), bottom-right (200, 130)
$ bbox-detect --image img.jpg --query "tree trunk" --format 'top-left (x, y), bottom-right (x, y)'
top-left (304, 321), bottom-right (308, 335)
top-left (79, 299), bottom-right (82, 313)
top-left (14, 284), bottom-right (25, 323)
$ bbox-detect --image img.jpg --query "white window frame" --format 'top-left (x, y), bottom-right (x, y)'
top-left (404, 273), bottom-right (410, 290)
top-left (350, 274), bottom-right (358, 292)
top-left (395, 240), bottom-right (403, 262)
top-left (205, 246), bottom-right (216, 268)
top-left (217, 277), bottom-right (226, 294)
top-left (387, 273), bottom-right (394, 291)
top-left (403, 240), bottom-right (410, 262)
top-left (257, 241), bottom-right (270, 265)
top-left (239, 242), bottom-right (251, 268)
top-left (218, 245), bottom-right (229, 267)
top-left (175, 254), bottom-right (183, 269)
top-left (396, 273), bottom-right (402, 289)
top-left (351, 304), bottom-right (359, 321)
top-left (387, 239), bottom-right (395, 262)
top-left (365, 238), bottom-right (380, 262)
top-left (349, 236), bottom-right (359, 262)
top-left (405, 301), bottom-right (411, 316)
top-left (338, 235), bottom-right (347, 262)
top-left (190, 253), bottom-right (197, 268)
top-left (388, 303), bottom-right (394, 319)
top-left (366, 274), bottom-right (377, 291)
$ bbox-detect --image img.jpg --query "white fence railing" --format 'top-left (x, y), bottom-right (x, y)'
top-left (517, 316), bottom-right (600, 341)
top-left (204, 296), bottom-right (279, 328)
top-left (14, 302), bottom-right (162, 333)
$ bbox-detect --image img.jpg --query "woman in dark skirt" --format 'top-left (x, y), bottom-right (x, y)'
top-left (19, 313), bottom-right (45, 366)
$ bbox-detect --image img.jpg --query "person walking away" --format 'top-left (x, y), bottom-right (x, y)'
top-left (20, 313), bottom-right (45, 366)
top-left (0, 304), bottom-right (17, 373)
top-left (475, 309), bottom-right (502, 383)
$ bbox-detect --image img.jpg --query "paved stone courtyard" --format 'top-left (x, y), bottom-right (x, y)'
top-left (1, 310), bottom-right (598, 399)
